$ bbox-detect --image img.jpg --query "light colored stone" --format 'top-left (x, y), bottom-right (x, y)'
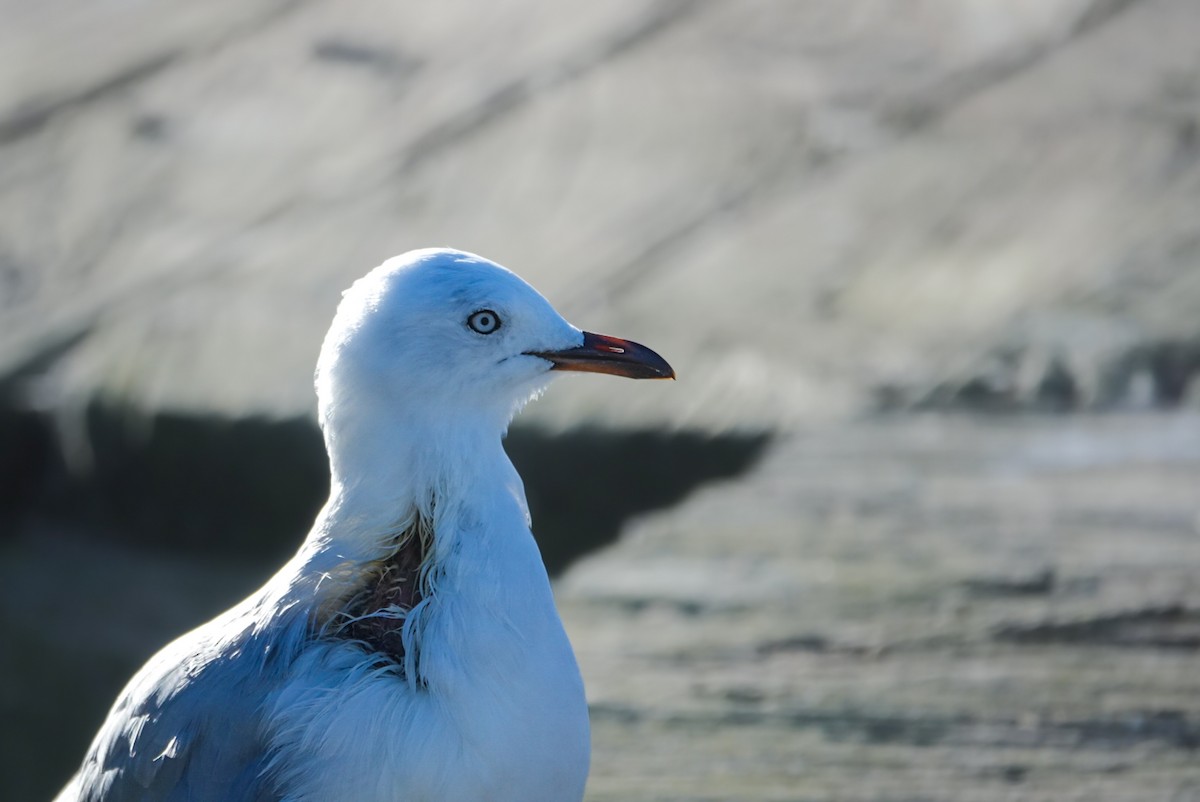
top-left (561, 413), bottom-right (1200, 800)
top-left (5, 0), bottom-right (1188, 429)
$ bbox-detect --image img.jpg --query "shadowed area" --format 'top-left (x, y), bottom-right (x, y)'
top-left (0, 407), bottom-right (767, 801)
top-left (2, 403), bottom-right (769, 571)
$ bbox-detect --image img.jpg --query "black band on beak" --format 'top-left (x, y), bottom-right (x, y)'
top-left (527, 332), bottom-right (675, 380)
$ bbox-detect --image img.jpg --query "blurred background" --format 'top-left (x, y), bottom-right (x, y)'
top-left (3, 0), bottom-right (1200, 799)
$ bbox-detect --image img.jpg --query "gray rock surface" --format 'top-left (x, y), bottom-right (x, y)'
top-left (5, 0), bottom-right (1198, 428)
top-left (562, 414), bottom-right (1200, 800)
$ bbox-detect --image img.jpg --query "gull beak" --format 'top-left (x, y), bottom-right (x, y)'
top-left (528, 331), bottom-right (675, 380)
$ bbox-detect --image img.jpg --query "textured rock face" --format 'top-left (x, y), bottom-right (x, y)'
top-left (562, 415), bottom-right (1200, 801)
top-left (5, 0), bottom-right (1199, 428)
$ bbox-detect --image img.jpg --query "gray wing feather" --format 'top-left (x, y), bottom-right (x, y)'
top-left (58, 608), bottom-right (296, 802)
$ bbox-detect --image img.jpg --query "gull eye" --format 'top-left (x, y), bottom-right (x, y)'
top-left (467, 309), bottom-right (501, 335)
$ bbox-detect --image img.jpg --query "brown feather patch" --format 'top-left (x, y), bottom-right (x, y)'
top-left (339, 520), bottom-right (428, 665)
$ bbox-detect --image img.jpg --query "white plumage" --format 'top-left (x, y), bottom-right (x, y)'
top-left (56, 248), bottom-right (672, 802)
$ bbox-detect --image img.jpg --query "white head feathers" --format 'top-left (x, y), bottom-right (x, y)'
top-left (316, 248), bottom-right (584, 439)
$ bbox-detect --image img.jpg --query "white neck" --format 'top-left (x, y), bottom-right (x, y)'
top-left (265, 403), bottom-right (557, 681)
top-left (301, 401), bottom-right (520, 574)
top-left (260, 404), bottom-right (590, 802)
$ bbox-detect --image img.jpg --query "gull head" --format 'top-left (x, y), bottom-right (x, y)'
top-left (316, 248), bottom-right (673, 439)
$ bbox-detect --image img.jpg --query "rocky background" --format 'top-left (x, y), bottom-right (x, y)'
top-left (2, 1), bottom-right (1199, 800)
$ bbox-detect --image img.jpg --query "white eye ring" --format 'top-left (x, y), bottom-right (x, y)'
top-left (467, 309), bottom-right (501, 335)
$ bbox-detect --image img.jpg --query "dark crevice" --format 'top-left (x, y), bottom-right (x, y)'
top-left (881, 334), bottom-right (1200, 414)
top-left (16, 406), bottom-right (329, 564)
top-left (0, 408), bottom-right (55, 539)
top-left (0, 402), bottom-right (768, 577)
top-left (590, 703), bottom-right (1200, 751)
top-left (507, 425), bottom-right (768, 574)
top-left (310, 39), bottom-right (423, 79)
top-left (962, 568), bottom-right (1058, 598)
top-left (993, 605), bottom-right (1200, 650)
